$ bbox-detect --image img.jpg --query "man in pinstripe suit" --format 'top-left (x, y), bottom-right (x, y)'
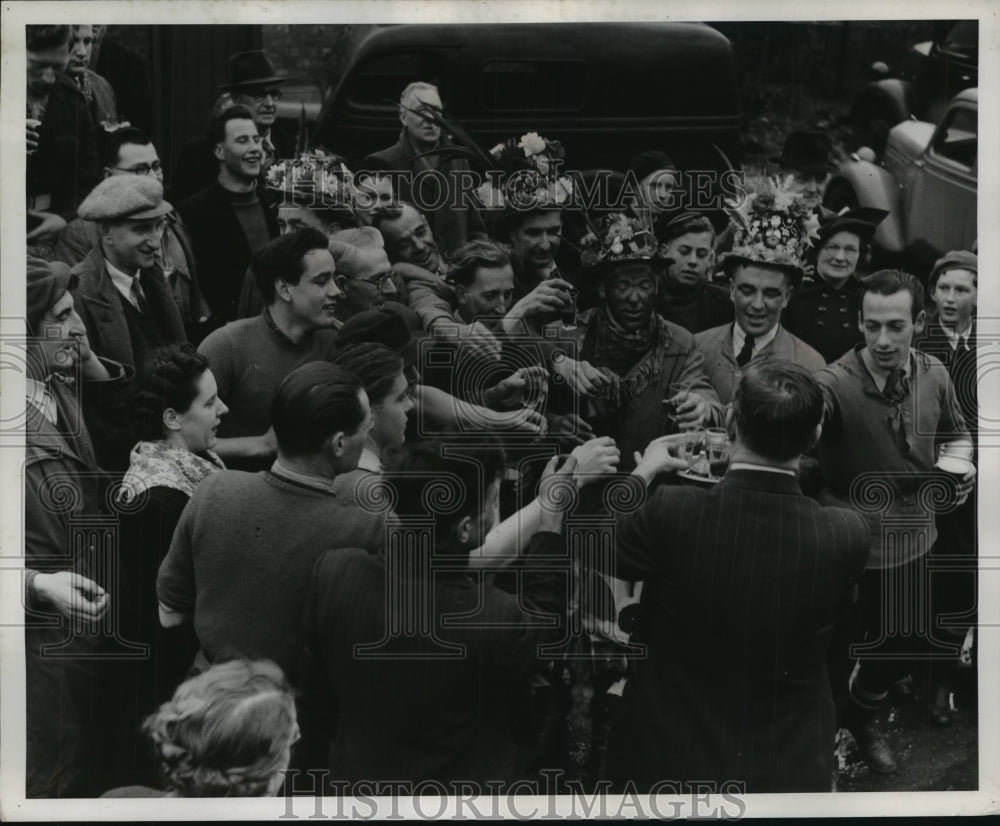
top-left (605, 360), bottom-right (870, 792)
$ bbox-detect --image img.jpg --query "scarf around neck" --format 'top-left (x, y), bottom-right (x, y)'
top-left (119, 440), bottom-right (225, 503)
top-left (587, 305), bottom-right (673, 409)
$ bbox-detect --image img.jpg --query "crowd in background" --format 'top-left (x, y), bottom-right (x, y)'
top-left (22, 25), bottom-right (979, 798)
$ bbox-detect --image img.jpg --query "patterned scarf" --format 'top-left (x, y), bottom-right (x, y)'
top-left (119, 441), bottom-right (225, 503)
top-left (586, 305), bottom-right (674, 409)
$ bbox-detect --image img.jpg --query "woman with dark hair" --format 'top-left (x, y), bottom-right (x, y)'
top-left (108, 343), bottom-right (228, 788)
top-left (103, 659), bottom-right (299, 797)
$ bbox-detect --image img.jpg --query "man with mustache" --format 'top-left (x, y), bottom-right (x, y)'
top-left (177, 105), bottom-right (280, 323)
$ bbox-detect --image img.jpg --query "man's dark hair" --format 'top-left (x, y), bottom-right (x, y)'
top-left (447, 240), bottom-right (511, 288)
top-left (252, 227), bottom-right (332, 304)
top-left (384, 440), bottom-right (506, 547)
top-left (861, 269), bottom-right (925, 322)
top-left (655, 211), bottom-right (716, 246)
top-left (724, 258), bottom-right (797, 289)
top-left (27, 25), bottom-right (71, 51)
top-left (207, 104), bottom-right (256, 147)
top-left (333, 343), bottom-right (405, 407)
top-left (733, 360), bottom-right (824, 461)
top-left (99, 126), bottom-right (155, 169)
top-left (270, 362), bottom-right (365, 457)
top-left (132, 344), bottom-right (210, 441)
top-left (494, 206), bottom-right (563, 244)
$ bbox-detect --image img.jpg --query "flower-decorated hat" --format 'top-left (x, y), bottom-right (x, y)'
top-left (265, 149), bottom-right (355, 209)
top-left (476, 132), bottom-right (574, 211)
top-left (579, 211), bottom-right (663, 272)
top-left (721, 175), bottom-right (819, 279)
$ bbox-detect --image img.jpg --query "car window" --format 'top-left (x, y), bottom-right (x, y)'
top-left (481, 60), bottom-right (584, 111)
top-left (344, 50), bottom-right (449, 110)
top-left (932, 106), bottom-right (977, 169)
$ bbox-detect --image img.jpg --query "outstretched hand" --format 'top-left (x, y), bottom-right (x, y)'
top-left (633, 434), bottom-right (691, 484)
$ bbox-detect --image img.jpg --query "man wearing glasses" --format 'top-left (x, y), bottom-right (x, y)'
top-left (70, 174), bottom-right (188, 470)
top-left (54, 126), bottom-right (210, 342)
top-left (328, 227), bottom-right (400, 322)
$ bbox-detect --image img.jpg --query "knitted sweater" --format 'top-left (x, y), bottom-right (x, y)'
top-left (198, 310), bottom-right (339, 440)
top-left (157, 469), bottom-right (387, 679)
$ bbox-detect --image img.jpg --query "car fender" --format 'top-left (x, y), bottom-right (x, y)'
top-left (830, 161), bottom-right (905, 253)
top-left (852, 79), bottom-right (914, 126)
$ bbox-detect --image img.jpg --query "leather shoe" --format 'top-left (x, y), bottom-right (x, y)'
top-left (852, 715), bottom-right (898, 774)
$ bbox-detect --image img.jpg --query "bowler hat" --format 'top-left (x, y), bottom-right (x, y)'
top-left (770, 131), bottom-right (837, 176)
top-left (221, 50), bottom-right (289, 91)
top-left (77, 175), bottom-right (173, 223)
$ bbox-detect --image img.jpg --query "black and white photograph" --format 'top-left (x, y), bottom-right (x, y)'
top-left (2, 0), bottom-right (997, 819)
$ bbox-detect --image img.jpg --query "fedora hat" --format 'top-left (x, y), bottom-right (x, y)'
top-left (770, 131), bottom-right (837, 176)
top-left (220, 50), bottom-right (289, 91)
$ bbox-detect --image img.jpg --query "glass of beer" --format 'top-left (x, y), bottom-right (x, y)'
top-left (705, 427), bottom-right (730, 478)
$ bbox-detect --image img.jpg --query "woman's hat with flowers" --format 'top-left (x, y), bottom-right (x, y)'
top-left (476, 131), bottom-right (574, 211)
top-left (720, 174), bottom-right (819, 279)
top-left (265, 149), bottom-right (356, 209)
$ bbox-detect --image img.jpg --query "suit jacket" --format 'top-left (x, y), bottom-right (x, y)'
top-left (54, 213), bottom-right (209, 340)
top-left (303, 532), bottom-right (567, 788)
top-left (695, 322), bottom-right (826, 404)
top-left (606, 468), bottom-right (869, 792)
top-left (176, 181), bottom-right (280, 321)
top-left (364, 131), bottom-right (486, 255)
top-left (27, 75), bottom-right (100, 217)
top-left (73, 245), bottom-right (187, 371)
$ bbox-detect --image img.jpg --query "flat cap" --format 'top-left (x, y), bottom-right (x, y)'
top-left (27, 256), bottom-right (77, 336)
top-left (77, 175), bottom-right (173, 223)
top-left (929, 250), bottom-right (977, 286)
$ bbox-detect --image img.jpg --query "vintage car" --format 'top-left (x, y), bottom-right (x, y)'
top-left (823, 88), bottom-right (977, 277)
top-left (850, 20), bottom-right (977, 154)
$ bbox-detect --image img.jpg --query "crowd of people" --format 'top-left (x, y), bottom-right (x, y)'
top-left (22, 25), bottom-right (979, 799)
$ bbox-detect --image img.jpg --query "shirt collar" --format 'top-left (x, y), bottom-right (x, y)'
top-left (939, 318), bottom-right (974, 349)
top-left (728, 461), bottom-right (796, 477)
top-left (732, 321), bottom-right (779, 357)
top-left (356, 448), bottom-right (383, 474)
top-left (857, 346), bottom-right (913, 393)
top-left (270, 458), bottom-right (337, 495)
top-left (105, 258), bottom-right (142, 307)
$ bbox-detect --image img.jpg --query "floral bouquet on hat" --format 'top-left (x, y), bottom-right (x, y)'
top-left (476, 131), bottom-right (574, 210)
top-left (579, 211), bottom-right (661, 270)
top-left (266, 149), bottom-right (356, 208)
top-left (721, 174), bottom-right (820, 273)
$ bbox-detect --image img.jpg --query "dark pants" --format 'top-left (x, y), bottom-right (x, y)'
top-left (850, 549), bottom-right (964, 706)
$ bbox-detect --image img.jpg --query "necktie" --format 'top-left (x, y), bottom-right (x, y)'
top-left (735, 334), bottom-right (755, 367)
top-left (882, 368), bottom-right (908, 404)
top-left (131, 276), bottom-right (148, 313)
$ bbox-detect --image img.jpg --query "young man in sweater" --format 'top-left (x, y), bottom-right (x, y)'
top-left (198, 227), bottom-right (342, 471)
top-left (177, 105), bottom-right (279, 323)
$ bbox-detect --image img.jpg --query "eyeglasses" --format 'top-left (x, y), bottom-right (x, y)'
top-left (345, 271), bottom-right (394, 289)
top-left (113, 161), bottom-right (162, 176)
top-left (241, 87), bottom-right (283, 102)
